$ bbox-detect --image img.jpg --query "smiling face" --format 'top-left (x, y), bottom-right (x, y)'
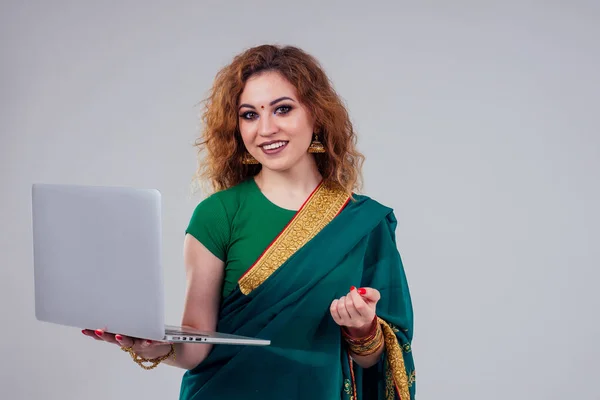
top-left (238, 71), bottom-right (316, 172)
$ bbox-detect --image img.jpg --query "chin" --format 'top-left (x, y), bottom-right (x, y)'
top-left (259, 159), bottom-right (294, 172)
top-left (258, 150), bottom-right (313, 173)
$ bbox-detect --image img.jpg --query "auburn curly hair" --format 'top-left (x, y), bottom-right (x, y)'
top-left (193, 44), bottom-right (364, 195)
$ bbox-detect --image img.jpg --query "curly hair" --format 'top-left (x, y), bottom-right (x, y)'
top-left (193, 44), bottom-right (364, 195)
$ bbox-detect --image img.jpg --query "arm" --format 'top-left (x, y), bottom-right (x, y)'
top-left (162, 233), bottom-right (224, 370)
top-left (345, 323), bottom-right (385, 369)
top-left (86, 233), bottom-right (224, 371)
top-left (330, 287), bottom-right (385, 369)
top-left (351, 347), bottom-right (385, 369)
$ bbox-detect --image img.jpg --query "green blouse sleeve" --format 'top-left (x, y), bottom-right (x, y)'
top-left (185, 194), bottom-right (231, 261)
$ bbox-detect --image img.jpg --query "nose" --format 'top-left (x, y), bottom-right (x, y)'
top-left (258, 113), bottom-right (277, 137)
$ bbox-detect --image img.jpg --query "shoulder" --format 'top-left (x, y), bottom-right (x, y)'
top-left (349, 193), bottom-right (394, 215)
top-left (188, 180), bottom-right (254, 234)
top-left (348, 192), bottom-right (398, 228)
top-left (186, 181), bottom-right (255, 259)
top-left (194, 179), bottom-right (254, 215)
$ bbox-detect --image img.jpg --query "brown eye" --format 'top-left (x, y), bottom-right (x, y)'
top-left (275, 105), bottom-right (292, 114)
top-left (240, 111), bottom-right (257, 120)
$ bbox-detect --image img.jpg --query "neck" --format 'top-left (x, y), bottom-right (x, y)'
top-left (255, 155), bottom-right (322, 209)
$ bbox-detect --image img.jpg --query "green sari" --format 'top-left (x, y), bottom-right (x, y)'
top-left (179, 182), bottom-right (416, 399)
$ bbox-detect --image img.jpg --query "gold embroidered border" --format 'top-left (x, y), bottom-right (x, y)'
top-left (408, 370), bottom-right (416, 387)
top-left (378, 317), bottom-right (411, 400)
top-left (238, 183), bottom-right (350, 295)
top-left (385, 365), bottom-right (395, 400)
top-left (346, 353), bottom-right (358, 400)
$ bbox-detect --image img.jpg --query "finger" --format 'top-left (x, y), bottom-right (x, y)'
top-left (343, 294), bottom-right (362, 322)
top-left (82, 329), bottom-right (104, 341)
top-left (330, 299), bottom-right (342, 325)
top-left (358, 287), bottom-right (381, 303)
top-left (94, 329), bottom-right (119, 344)
top-left (115, 334), bottom-right (134, 348)
top-left (138, 339), bottom-right (155, 350)
top-left (116, 335), bottom-right (163, 351)
top-left (337, 297), bottom-right (352, 321)
top-left (348, 289), bottom-right (368, 318)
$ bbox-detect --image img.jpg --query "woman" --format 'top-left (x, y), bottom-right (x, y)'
top-left (84, 44), bottom-right (416, 400)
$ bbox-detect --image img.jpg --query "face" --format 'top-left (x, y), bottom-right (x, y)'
top-left (238, 71), bottom-right (315, 172)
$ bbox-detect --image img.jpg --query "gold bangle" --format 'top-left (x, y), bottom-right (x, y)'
top-left (121, 343), bottom-right (175, 370)
top-left (346, 324), bottom-right (384, 356)
top-left (342, 317), bottom-right (378, 343)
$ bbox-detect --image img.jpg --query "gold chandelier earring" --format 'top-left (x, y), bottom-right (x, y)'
top-left (308, 133), bottom-right (326, 153)
top-left (242, 152), bottom-right (259, 165)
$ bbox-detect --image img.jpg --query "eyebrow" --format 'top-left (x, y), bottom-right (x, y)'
top-left (239, 96), bottom-right (295, 110)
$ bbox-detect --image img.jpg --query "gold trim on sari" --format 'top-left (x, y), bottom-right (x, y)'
top-left (378, 317), bottom-right (412, 400)
top-left (238, 182), bottom-right (350, 295)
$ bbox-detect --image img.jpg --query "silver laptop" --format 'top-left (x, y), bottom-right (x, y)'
top-left (31, 183), bottom-right (270, 346)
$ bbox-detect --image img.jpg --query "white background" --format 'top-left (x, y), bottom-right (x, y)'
top-left (2, 1), bottom-right (599, 399)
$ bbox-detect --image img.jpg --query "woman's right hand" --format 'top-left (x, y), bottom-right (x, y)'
top-left (82, 329), bottom-right (173, 359)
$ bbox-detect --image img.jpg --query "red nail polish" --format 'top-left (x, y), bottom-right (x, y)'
top-left (82, 330), bottom-right (87, 335)
top-left (358, 288), bottom-right (367, 295)
top-left (146, 340), bottom-right (152, 345)
top-left (95, 330), bottom-right (103, 336)
top-left (115, 335), bottom-right (123, 341)
top-left (350, 286), bottom-right (356, 291)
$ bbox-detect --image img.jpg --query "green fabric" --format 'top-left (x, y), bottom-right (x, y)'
top-left (185, 179), bottom-right (296, 298)
top-left (179, 194), bottom-right (416, 400)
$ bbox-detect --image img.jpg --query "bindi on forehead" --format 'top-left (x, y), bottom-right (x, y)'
top-left (238, 96), bottom-right (296, 111)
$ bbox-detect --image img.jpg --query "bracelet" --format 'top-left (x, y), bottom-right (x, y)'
top-left (121, 343), bottom-right (175, 370)
top-left (346, 325), bottom-right (384, 356)
top-left (342, 316), bottom-right (385, 357)
top-left (342, 316), bottom-right (378, 343)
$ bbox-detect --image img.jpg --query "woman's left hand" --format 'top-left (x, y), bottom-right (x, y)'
top-left (330, 286), bottom-right (381, 337)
